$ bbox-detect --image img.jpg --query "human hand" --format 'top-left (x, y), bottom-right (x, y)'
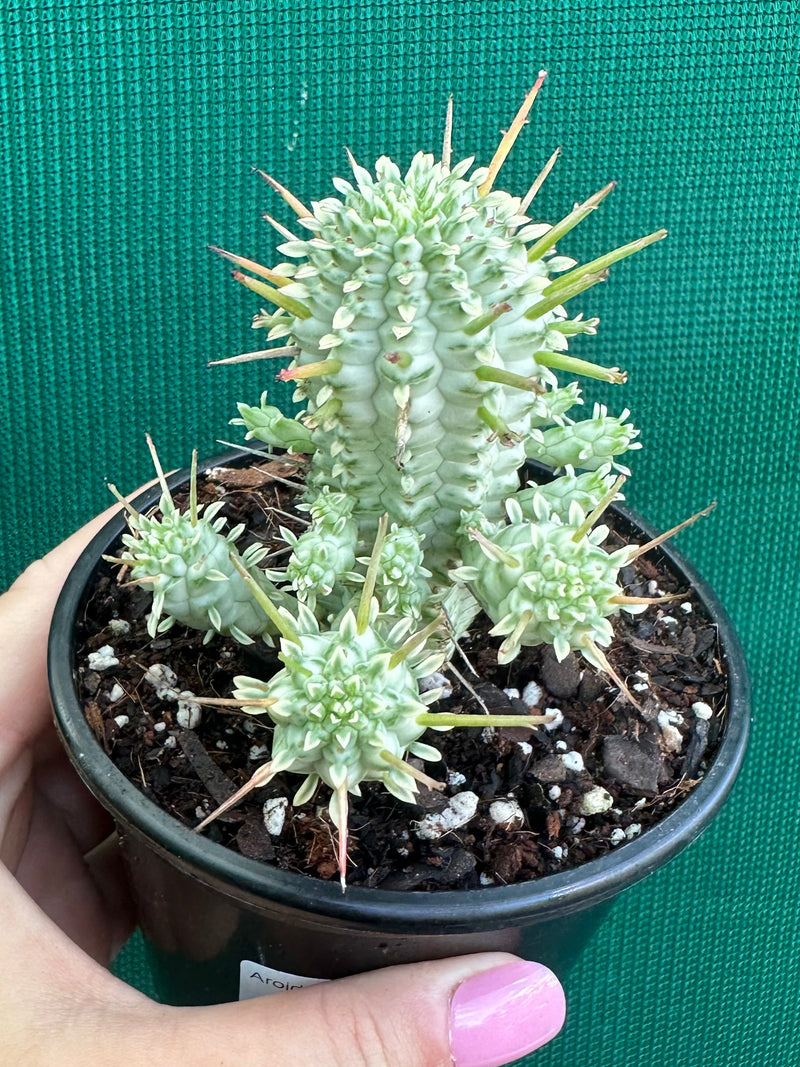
top-left (0, 512), bottom-right (566, 1066)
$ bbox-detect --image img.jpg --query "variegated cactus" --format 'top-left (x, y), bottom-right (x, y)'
top-left (114, 77), bottom-right (704, 886)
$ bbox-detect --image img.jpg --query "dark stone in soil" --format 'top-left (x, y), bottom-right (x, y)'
top-left (602, 736), bottom-right (664, 795)
top-left (682, 718), bottom-right (710, 779)
top-left (540, 647), bottom-right (581, 699)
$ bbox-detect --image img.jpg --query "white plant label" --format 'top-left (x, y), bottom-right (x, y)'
top-left (239, 959), bottom-right (328, 1000)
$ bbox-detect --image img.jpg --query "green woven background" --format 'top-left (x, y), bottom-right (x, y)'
top-left (2, 1), bottom-right (796, 1064)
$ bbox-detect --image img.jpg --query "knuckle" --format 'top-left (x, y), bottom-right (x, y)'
top-left (316, 981), bottom-right (429, 1067)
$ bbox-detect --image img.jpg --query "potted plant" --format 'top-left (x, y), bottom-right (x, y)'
top-left (49, 77), bottom-right (749, 1007)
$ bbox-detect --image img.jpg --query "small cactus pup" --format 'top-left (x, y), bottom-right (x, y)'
top-left (115, 74), bottom-right (713, 886)
top-left (106, 436), bottom-right (288, 645)
top-left (192, 520), bottom-right (551, 889)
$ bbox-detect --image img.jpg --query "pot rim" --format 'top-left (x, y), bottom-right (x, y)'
top-left (48, 450), bottom-right (750, 931)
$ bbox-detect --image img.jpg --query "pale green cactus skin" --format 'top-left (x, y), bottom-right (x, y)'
top-left (515, 465), bottom-right (618, 523)
top-left (234, 393), bottom-right (314, 454)
top-left (232, 602), bottom-right (445, 816)
top-left (455, 497), bottom-right (645, 664)
top-left (114, 91), bottom-right (671, 879)
top-left (119, 493), bottom-right (280, 644)
top-left (526, 403), bottom-right (640, 473)
top-left (366, 524), bottom-right (433, 620)
top-left (282, 487), bottom-right (358, 613)
top-left (253, 153), bottom-right (592, 575)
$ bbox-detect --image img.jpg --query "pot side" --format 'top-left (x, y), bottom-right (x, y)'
top-left (48, 453), bottom-right (750, 1005)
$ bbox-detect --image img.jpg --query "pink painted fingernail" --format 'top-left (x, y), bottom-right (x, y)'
top-left (449, 960), bottom-right (566, 1067)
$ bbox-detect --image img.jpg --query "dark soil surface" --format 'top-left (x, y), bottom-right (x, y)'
top-left (76, 457), bottom-right (728, 890)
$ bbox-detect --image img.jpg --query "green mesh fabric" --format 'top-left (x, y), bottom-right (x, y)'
top-left (2, 2), bottom-right (796, 1063)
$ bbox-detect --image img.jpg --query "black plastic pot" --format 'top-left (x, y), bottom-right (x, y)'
top-left (48, 452), bottom-right (750, 1006)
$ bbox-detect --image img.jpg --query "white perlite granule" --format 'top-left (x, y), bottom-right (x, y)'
top-left (419, 672), bottom-right (453, 699)
top-left (488, 798), bottom-right (524, 829)
top-left (87, 646), bottom-right (119, 671)
top-left (560, 750), bottom-right (584, 772)
top-left (176, 699), bottom-right (201, 734)
top-left (543, 707), bottom-right (564, 732)
top-left (632, 672), bottom-right (649, 692)
top-left (692, 701), bottom-right (714, 720)
top-left (660, 708), bottom-right (684, 725)
top-left (521, 681), bottom-right (544, 708)
top-left (413, 791), bottom-right (479, 840)
top-left (176, 701), bottom-right (202, 729)
top-left (143, 663), bottom-right (178, 698)
top-left (579, 785), bottom-right (614, 816)
top-left (263, 796), bottom-right (289, 836)
top-left (658, 711), bottom-right (683, 753)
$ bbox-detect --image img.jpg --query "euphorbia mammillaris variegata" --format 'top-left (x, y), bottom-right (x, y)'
top-left (112, 76), bottom-right (704, 886)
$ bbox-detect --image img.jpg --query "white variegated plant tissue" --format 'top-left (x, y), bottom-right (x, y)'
top-left (109, 77), bottom-right (705, 887)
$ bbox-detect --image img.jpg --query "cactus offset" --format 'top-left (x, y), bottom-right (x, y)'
top-left (114, 78), bottom-right (704, 886)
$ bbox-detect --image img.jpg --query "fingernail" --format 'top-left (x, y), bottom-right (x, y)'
top-left (449, 959), bottom-right (566, 1067)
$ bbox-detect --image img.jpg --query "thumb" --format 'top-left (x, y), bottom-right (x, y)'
top-left (160, 952), bottom-right (566, 1067)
